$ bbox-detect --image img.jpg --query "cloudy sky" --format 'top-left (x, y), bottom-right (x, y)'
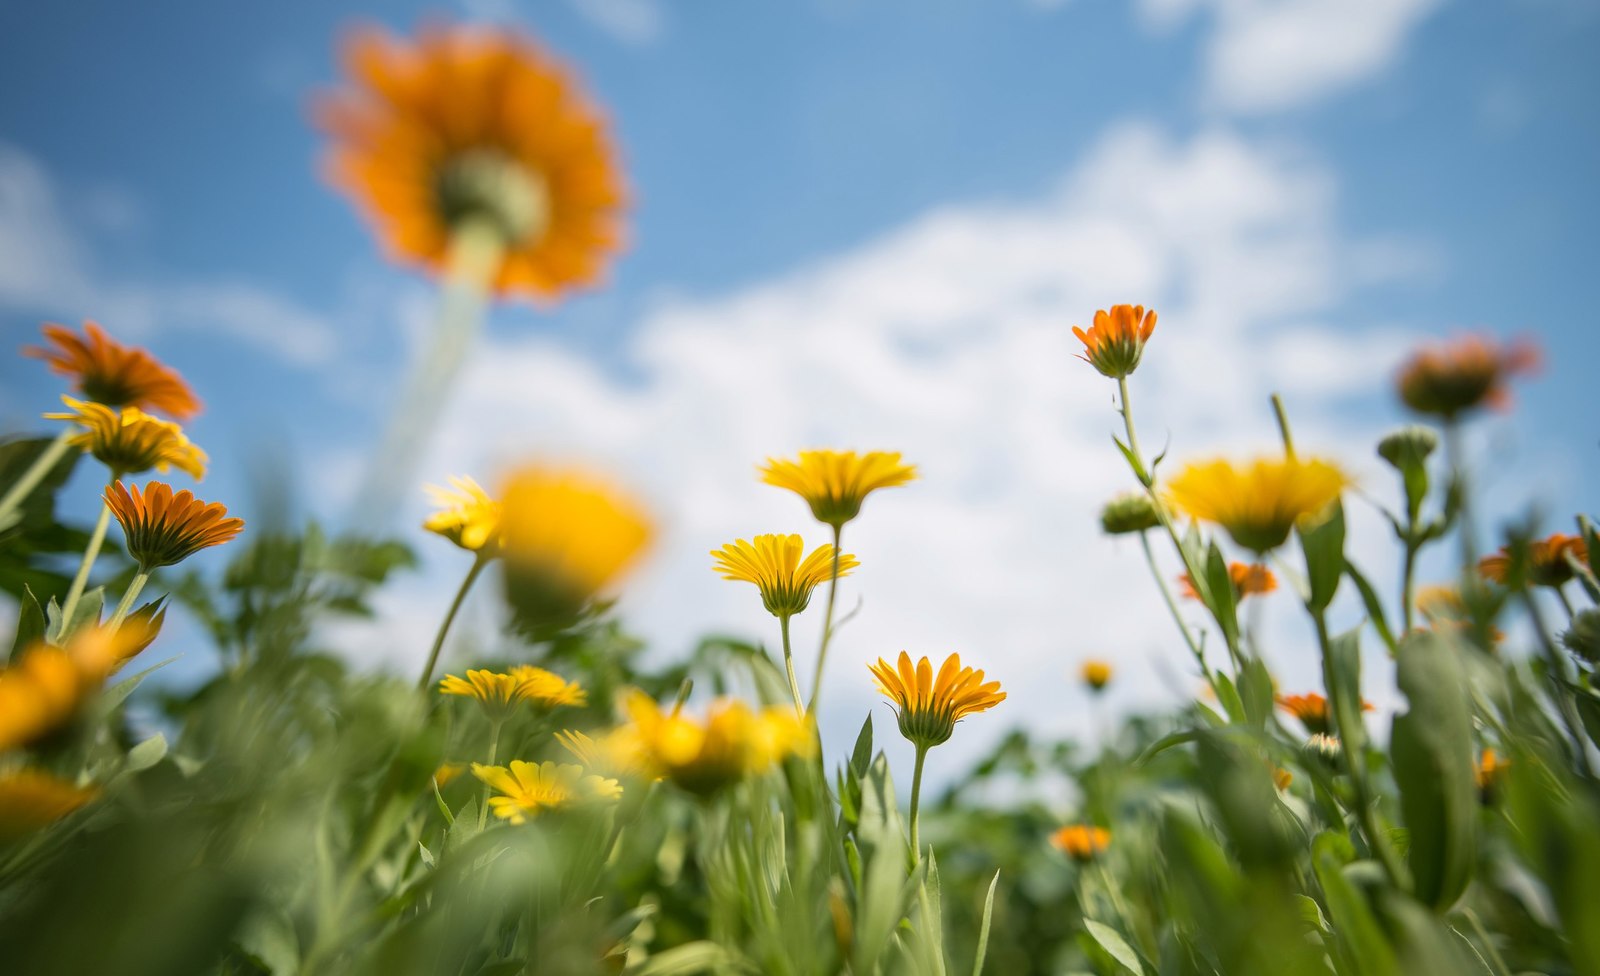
top-left (2, 0), bottom-right (1597, 780)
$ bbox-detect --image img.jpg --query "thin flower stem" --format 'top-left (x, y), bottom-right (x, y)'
top-left (1138, 530), bottom-right (1210, 677)
top-left (1444, 421), bottom-right (1478, 569)
top-left (908, 743), bottom-right (929, 862)
top-left (60, 475), bottom-right (118, 629)
top-left (417, 554), bottom-right (488, 691)
top-left (477, 717), bottom-right (504, 832)
top-left (779, 614), bottom-right (804, 717)
top-left (807, 522), bottom-right (844, 715)
top-left (1270, 393), bottom-right (1297, 460)
top-left (107, 570), bottom-right (150, 631)
top-left (1400, 538), bottom-right (1420, 636)
top-left (0, 427), bottom-right (77, 532)
top-left (1519, 587), bottom-right (1595, 778)
top-left (1556, 586), bottom-right (1576, 622)
top-left (1461, 907), bottom-right (1514, 976)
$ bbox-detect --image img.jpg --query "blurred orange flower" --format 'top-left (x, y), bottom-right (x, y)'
top-left (1177, 562), bottom-right (1277, 601)
top-left (105, 481), bottom-right (244, 570)
top-left (1276, 691), bottom-right (1374, 736)
top-left (1050, 824), bottom-right (1110, 862)
top-left (1396, 334), bottom-right (1538, 419)
top-left (24, 321), bottom-right (201, 421)
top-left (1478, 533), bottom-right (1588, 589)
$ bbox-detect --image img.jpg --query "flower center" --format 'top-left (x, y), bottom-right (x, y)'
top-left (436, 150), bottom-right (550, 247)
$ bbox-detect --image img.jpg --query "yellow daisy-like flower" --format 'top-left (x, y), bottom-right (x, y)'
top-left (1080, 660), bottom-right (1112, 692)
top-left (1479, 533), bottom-right (1588, 589)
top-left (1050, 824), bottom-right (1111, 863)
top-left (0, 769), bottom-right (99, 838)
top-left (868, 652), bottom-right (1005, 750)
top-left (423, 476), bottom-right (501, 554)
top-left (1071, 304), bottom-right (1157, 379)
top-left (508, 665), bottom-right (588, 708)
top-left (498, 464), bottom-right (653, 628)
top-left (555, 727), bottom-right (653, 780)
top-left (1396, 334), bottom-right (1538, 420)
top-left (24, 321), bottom-right (201, 421)
top-left (1165, 457), bottom-right (1348, 553)
top-left (760, 450), bottom-right (917, 528)
top-left (46, 397), bottom-right (207, 479)
top-left (470, 760), bottom-right (622, 824)
top-left (439, 667), bottom-right (586, 718)
top-left (709, 534), bottom-right (859, 618)
top-left (316, 24), bottom-right (625, 304)
top-left (0, 623), bottom-right (155, 752)
top-left (105, 481), bottom-right (244, 570)
top-left (617, 690), bottom-right (813, 797)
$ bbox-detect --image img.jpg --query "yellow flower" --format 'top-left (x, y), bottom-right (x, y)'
top-left (105, 481), bottom-right (244, 570)
top-left (1476, 748), bottom-right (1509, 804)
top-left (617, 690), bottom-right (812, 796)
top-left (1071, 304), bottom-right (1157, 379)
top-left (316, 25), bottom-right (625, 304)
top-left (498, 464), bottom-right (653, 628)
top-left (1050, 824), bottom-right (1110, 862)
top-left (1396, 334), bottom-right (1538, 419)
top-left (46, 397), bottom-right (207, 479)
top-left (868, 652), bottom-right (1005, 749)
top-left (438, 667), bottom-right (586, 718)
top-left (1080, 660), bottom-right (1112, 692)
top-left (760, 450), bottom-right (917, 528)
top-left (0, 769), bottom-right (99, 838)
top-left (0, 624), bottom-right (154, 752)
top-left (709, 534), bottom-right (859, 618)
top-left (554, 727), bottom-right (652, 780)
top-left (1272, 766), bottom-right (1294, 792)
top-left (24, 321), bottom-right (201, 421)
top-left (1165, 457), bottom-right (1348, 553)
top-left (1479, 533), bottom-right (1588, 589)
top-left (423, 476), bottom-right (500, 553)
top-left (432, 763), bottom-right (466, 789)
top-left (470, 760), bottom-right (622, 824)
top-left (508, 665), bottom-right (588, 708)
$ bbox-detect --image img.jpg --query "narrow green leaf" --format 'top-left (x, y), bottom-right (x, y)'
top-left (1299, 501), bottom-right (1346, 611)
top-left (1083, 919), bottom-right (1146, 976)
top-left (1203, 540), bottom-right (1240, 652)
top-left (972, 870), bottom-right (1000, 976)
top-left (1345, 559), bottom-right (1399, 656)
top-left (124, 733), bottom-right (167, 773)
top-left (9, 585), bottom-right (45, 661)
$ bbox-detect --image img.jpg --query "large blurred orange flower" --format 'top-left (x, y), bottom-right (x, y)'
top-left (1178, 562), bottom-right (1277, 601)
top-left (1479, 533), bottom-right (1588, 589)
top-left (316, 24), bottom-right (625, 303)
top-left (24, 321), bottom-right (200, 421)
top-left (1396, 334), bottom-right (1538, 419)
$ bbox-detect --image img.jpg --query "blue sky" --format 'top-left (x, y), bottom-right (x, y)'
top-left (2, 0), bottom-right (1597, 772)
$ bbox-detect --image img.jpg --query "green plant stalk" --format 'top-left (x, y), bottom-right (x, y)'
top-left (1443, 420), bottom-right (1478, 570)
top-left (107, 569), bottom-right (149, 631)
top-left (1518, 587), bottom-right (1595, 778)
top-left (1270, 393), bottom-right (1297, 460)
top-left (1400, 536), bottom-right (1421, 636)
top-left (417, 553), bottom-right (488, 691)
top-left (0, 426), bottom-right (76, 531)
top-left (779, 614), bottom-right (804, 716)
top-left (908, 742), bottom-right (929, 862)
top-left (1555, 586), bottom-right (1577, 622)
top-left (60, 473), bottom-right (119, 629)
top-left (1460, 907), bottom-right (1514, 976)
top-left (807, 522), bottom-right (845, 715)
top-left (1138, 530), bottom-right (1212, 678)
top-left (477, 717), bottom-right (505, 832)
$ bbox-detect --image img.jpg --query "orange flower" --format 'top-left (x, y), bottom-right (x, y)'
top-left (1272, 766), bottom-right (1294, 792)
top-left (1276, 691), bottom-right (1374, 736)
top-left (1476, 748), bottom-right (1509, 804)
top-left (1177, 562), bottom-right (1277, 602)
top-left (1071, 304), bottom-right (1157, 379)
top-left (1080, 660), bottom-right (1112, 692)
top-left (316, 24), bottom-right (625, 303)
top-left (1050, 824), bottom-right (1110, 862)
top-left (105, 481), bottom-right (244, 570)
top-left (0, 769), bottom-right (99, 838)
top-left (24, 321), bottom-right (201, 421)
top-left (1479, 533), bottom-right (1588, 589)
top-left (1396, 334), bottom-right (1538, 419)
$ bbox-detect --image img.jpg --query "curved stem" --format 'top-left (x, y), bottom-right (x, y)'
top-left (1270, 393), bottom-right (1297, 460)
top-left (107, 570), bottom-right (150, 632)
top-left (417, 555), bottom-right (488, 691)
top-left (1139, 531), bottom-right (1209, 676)
top-left (908, 743), bottom-right (929, 863)
top-left (779, 614), bottom-right (804, 716)
top-left (807, 523), bottom-right (844, 715)
top-left (60, 475), bottom-right (118, 630)
top-left (0, 427), bottom-right (77, 532)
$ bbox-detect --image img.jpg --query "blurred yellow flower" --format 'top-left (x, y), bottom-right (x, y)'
top-left (470, 760), bottom-right (622, 824)
top-left (869, 652), bottom-right (1005, 749)
top-left (0, 769), bottom-right (99, 838)
top-left (508, 665), bottom-right (588, 707)
top-left (1050, 824), bottom-right (1110, 862)
top-left (1080, 660), bottom-right (1112, 692)
top-left (1476, 748), bottom-right (1509, 804)
top-left (0, 647), bottom-right (83, 752)
top-left (105, 481), bottom-right (244, 570)
top-left (423, 476), bottom-right (501, 554)
top-left (760, 450), bottom-right (917, 528)
top-left (1177, 562), bottom-right (1278, 601)
top-left (432, 762), bottom-right (466, 789)
top-left (1071, 304), bottom-right (1157, 379)
top-left (1479, 533), bottom-right (1588, 589)
top-left (1166, 457), bottom-right (1348, 553)
top-left (316, 25), bottom-right (625, 303)
top-left (498, 465), bottom-right (652, 628)
top-left (1396, 334), bottom-right (1538, 420)
top-left (25, 321), bottom-right (201, 421)
top-left (618, 690), bottom-right (812, 796)
top-left (555, 727), bottom-right (652, 780)
top-left (47, 397), bottom-right (207, 479)
top-left (1272, 766), bottom-right (1294, 792)
top-left (710, 533), bottom-right (858, 618)
top-left (439, 667), bottom-right (586, 718)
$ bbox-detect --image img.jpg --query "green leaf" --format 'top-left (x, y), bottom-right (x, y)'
top-left (971, 870), bottom-right (1000, 976)
top-left (1083, 919), bottom-right (1146, 976)
top-left (1312, 836), bottom-right (1398, 976)
top-left (1344, 559), bottom-right (1398, 656)
top-left (1203, 540), bottom-right (1240, 653)
top-left (852, 754), bottom-right (909, 976)
top-left (1238, 656), bottom-right (1275, 730)
top-left (9, 584), bottom-right (45, 661)
top-left (1390, 630), bottom-right (1477, 911)
top-left (124, 733), bottom-right (168, 773)
top-left (97, 657), bottom-right (179, 716)
top-left (1326, 627), bottom-right (1367, 756)
top-left (46, 586), bottom-right (105, 645)
top-left (1212, 671), bottom-right (1246, 725)
top-left (631, 942), bottom-right (754, 975)
top-left (1134, 729), bottom-right (1201, 766)
top-left (1299, 500), bottom-right (1346, 612)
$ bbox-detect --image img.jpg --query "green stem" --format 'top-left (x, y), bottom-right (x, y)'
top-left (779, 614), bottom-right (804, 716)
top-left (1443, 421), bottom-right (1478, 570)
top-left (0, 427), bottom-right (77, 532)
top-left (1460, 907), bottom-right (1514, 976)
top-left (60, 476), bottom-right (118, 630)
top-left (1270, 393), bottom-right (1296, 460)
top-left (908, 743), bottom-right (929, 862)
top-left (808, 523), bottom-right (845, 715)
top-left (1400, 539), bottom-right (1420, 636)
top-left (1519, 587), bottom-right (1595, 778)
top-left (1556, 586), bottom-right (1577, 622)
top-left (1139, 531), bottom-right (1210, 677)
top-left (417, 555), bottom-right (488, 691)
top-left (107, 570), bottom-right (150, 632)
top-left (477, 717), bottom-right (504, 832)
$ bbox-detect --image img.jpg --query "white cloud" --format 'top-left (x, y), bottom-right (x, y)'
top-left (0, 144), bottom-right (337, 367)
top-left (1138, 0), bottom-right (1444, 115)
top-left (562, 0), bottom-right (664, 45)
top-left (329, 121), bottom-right (1467, 785)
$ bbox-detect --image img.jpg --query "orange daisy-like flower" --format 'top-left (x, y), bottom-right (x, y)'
top-left (1080, 660), bottom-right (1112, 692)
top-left (869, 652), bottom-right (1005, 749)
top-left (1476, 748), bottom-right (1509, 804)
top-left (1050, 824), bottom-right (1111, 862)
top-left (1071, 304), bottom-right (1157, 379)
top-left (1478, 533), bottom-right (1588, 589)
top-left (1177, 562), bottom-right (1278, 602)
top-left (46, 397), bottom-right (207, 479)
top-left (1276, 691), bottom-right (1374, 736)
top-left (316, 24), bottom-right (626, 303)
top-left (23, 321), bottom-right (201, 421)
top-left (104, 481), bottom-right (244, 570)
top-left (1396, 334), bottom-right (1539, 419)
top-left (760, 450), bottom-right (918, 528)
top-left (0, 769), bottom-right (99, 838)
